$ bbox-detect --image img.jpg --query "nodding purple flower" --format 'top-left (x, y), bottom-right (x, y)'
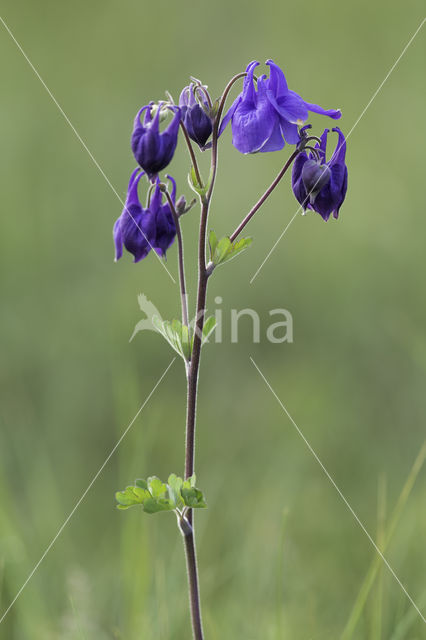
top-left (220, 60), bottom-right (341, 154)
top-left (179, 83), bottom-right (213, 149)
top-left (151, 175), bottom-right (177, 258)
top-left (131, 103), bottom-right (180, 179)
top-left (292, 127), bottom-right (348, 221)
top-left (113, 169), bottom-right (177, 262)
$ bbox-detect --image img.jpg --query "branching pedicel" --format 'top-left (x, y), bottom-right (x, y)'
top-left (113, 59), bottom-right (348, 639)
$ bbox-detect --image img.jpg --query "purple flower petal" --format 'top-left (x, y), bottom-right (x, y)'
top-left (266, 89), bottom-right (309, 125)
top-left (231, 75), bottom-right (278, 153)
top-left (113, 217), bottom-right (123, 261)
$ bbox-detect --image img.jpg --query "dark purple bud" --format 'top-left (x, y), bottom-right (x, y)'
top-left (292, 127), bottom-right (348, 221)
top-left (131, 103), bottom-right (181, 179)
top-left (291, 154), bottom-right (310, 210)
top-left (301, 160), bottom-right (331, 204)
top-left (179, 84), bottom-right (213, 149)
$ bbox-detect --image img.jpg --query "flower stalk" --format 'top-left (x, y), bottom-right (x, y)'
top-left (161, 186), bottom-right (189, 330)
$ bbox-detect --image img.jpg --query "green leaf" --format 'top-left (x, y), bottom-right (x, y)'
top-left (147, 476), bottom-right (167, 499)
top-left (209, 232), bottom-right (252, 267)
top-left (224, 237), bottom-right (253, 264)
top-left (208, 230), bottom-right (218, 257)
top-left (202, 316), bottom-right (216, 343)
top-left (188, 166), bottom-right (207, 197)
top-left (181, 487), bottom-right (207, 509)
top-left (115, 473), bottom-right (206, 514)
top-left (135, 478), bottom-right (148, 490)
top-left (167, 473), bottom-right (184, 509)
top-left (115, 485), bottom-right (150, 509)
top-left (152, 316), bottom-right (191, 361)
top-left (182, 474), bottom-right (196, 491)
top-left (143, 497), bottom-right (174, 513)
top-left (181, 474), bottom-right (206, 508)
top-left (190, 316), bottom-right (216, 351)
top-left (214, 237), bottom-right (232, 263)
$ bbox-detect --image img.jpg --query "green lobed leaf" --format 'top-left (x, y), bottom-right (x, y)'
top-left (147, 476), bottom-right (167, 499)
top-left (214, 237), bottom-right (232, 263)
top-left (190, 316), bottom-right (217, 351)
top-left (115, 485), bottom-right (150, 509)
top-left (115, 473), bottom-right (206, 514)
top-left (152, 316), bottom-right (191, 361)
top-left (208, 230), bottom-right (219, 257)
top-left (143, 497), bottom-right (174, 513)
top-left (188, 166), bottom-right (207, 196)
top-left (202, 316), bottom-right (217, 343)
top-left (135, 478), bottom-right (148, 490)
top-left (223, 237), bottom-right (253, 263)
top-left (181, 487), bottom-right (206, 509)
top-left (167, 473), bottom-right (184, 509)
top-left (209, 232), bottom-right (252, 267)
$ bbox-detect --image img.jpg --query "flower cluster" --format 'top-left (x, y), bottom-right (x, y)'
top-left (114, 58), bottom-right (348, 263)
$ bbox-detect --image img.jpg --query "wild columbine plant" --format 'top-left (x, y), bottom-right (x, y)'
top-left (113, 59), bottom-right (348, 639)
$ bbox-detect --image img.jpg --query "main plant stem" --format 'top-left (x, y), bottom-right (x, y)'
top-left (180, 67), bottom-right (235, 635)
top-left (165, 177), bottom-right (206, 638)
top-left (183, 196), bottom-right (210, 640)
top-left (185, 198), bottom-right (209, 479)
top-left (180, 71), bottom-right (253, 639)
top-left (182, 521), bottom-right (204, 640)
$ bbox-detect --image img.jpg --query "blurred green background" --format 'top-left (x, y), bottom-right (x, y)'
top-left (0, 1), bottom-right (425, 638)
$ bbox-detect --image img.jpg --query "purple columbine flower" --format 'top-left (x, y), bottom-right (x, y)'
top-left (131, 103), bottom-right (180, 179)
top-left (220, 60), bottom-right (341, 154)
top-left (113, 169), bottom-right (177, 262)
top-left (150, 175), bottom-right (177, 257)
top-left (179, 83), bottom-right (213, 149)
top-left (292, 127), bottom-right (348, 221)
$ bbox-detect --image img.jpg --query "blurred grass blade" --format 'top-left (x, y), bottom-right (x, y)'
top-left (341, 442), bottom-right (426, 640)
top-left (371, 473), bottom-right (386, 640)
top-left (275, 508), bottom-right (289, 639)
top-left (388, 590), bottom-right (426, 640)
